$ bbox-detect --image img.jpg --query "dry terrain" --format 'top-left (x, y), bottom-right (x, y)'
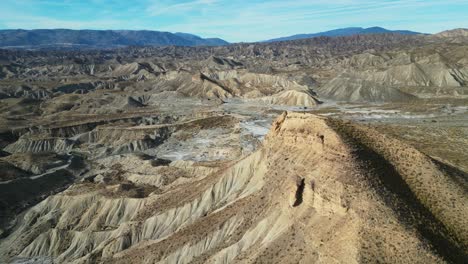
top-left (0, 30), bottom-right (467, 263)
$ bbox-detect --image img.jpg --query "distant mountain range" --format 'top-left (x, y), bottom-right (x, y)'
top-left (0, 27), bottom-right (428, 50)
top-left (264, 27), bottom-right (423, 42)
top-left (0, 29), bottom-right (229, 49)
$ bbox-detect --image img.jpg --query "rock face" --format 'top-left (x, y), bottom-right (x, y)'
top-left (1, 113), bottom-right (466, 263)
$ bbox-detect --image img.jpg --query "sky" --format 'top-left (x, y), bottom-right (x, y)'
top-left (0, 0), bottom-right (467, 42)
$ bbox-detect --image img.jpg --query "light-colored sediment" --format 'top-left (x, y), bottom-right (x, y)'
top-left (2, 112), bottom-right (465, 263)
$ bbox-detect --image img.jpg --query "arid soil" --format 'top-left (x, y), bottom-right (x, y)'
top-left (0, 30), bottom-right (467, 263)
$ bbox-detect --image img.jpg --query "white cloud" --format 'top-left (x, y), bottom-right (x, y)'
top-left (0, 0), bottom-right (467, 42)
top-left (3, 16), bottom-right (130, 30)
top-left (152, 0), bottom-right (468, 41)
top-left (146, 0), bottom-right (218, 16)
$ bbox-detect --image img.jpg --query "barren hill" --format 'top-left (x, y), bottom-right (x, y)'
top-left (1, 112), bottom-right (466, 263)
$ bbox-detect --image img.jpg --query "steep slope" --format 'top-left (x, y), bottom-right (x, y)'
top-left (316, 72), bottom-right (416, 102)
top-left (1, 113), bottom-right (466, 263)
top-left (257, 90), bottom-right (321, 107)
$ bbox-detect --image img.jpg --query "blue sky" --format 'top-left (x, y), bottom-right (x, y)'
top-left (0, 0), bottom-right (467, 42)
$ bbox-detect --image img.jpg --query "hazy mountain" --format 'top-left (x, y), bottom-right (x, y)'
top-left (174, 32), bottom-right (228, 46)
top-left (0, 29), bottom-right (229, 49)
top-left (265, 26), bottom-right (422, 42)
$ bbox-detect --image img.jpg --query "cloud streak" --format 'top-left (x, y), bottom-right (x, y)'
top-left (147, 0), bottom-right (218, 16)
top-left (0, 0), bottom-right (466, 42)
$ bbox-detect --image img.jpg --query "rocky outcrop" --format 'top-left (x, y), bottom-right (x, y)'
top-left (2, 113), bottom-right (465, 263)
